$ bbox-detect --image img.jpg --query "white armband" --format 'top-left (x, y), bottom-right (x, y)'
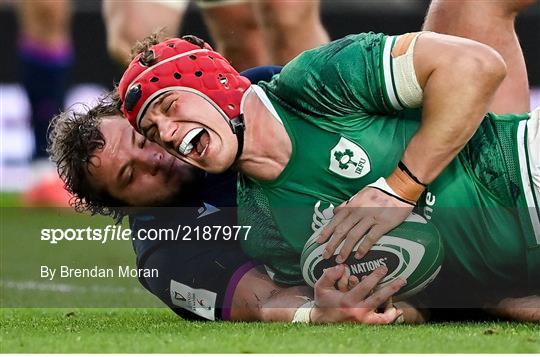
top-left (392, 32), bottom-right (426, 108)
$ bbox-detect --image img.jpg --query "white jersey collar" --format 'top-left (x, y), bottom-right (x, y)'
top-left (241, 84), bottom-right (284, 125)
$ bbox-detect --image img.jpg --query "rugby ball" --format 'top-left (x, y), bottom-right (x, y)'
top-left (301, 213), bottom-right (444, 300)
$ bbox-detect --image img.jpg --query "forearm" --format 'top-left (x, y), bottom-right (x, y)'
top-left (401, 33), bottom-right (507, 184)
top-left (258, 286), bottom-right (314, 322)
top-left (486, 295), bottom-right (540, 321)
top-left (229, 265), bottom-right (313, 322)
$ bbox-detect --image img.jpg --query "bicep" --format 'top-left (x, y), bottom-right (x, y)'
top-left (272, 32), bottom-right (434, 119)
top-left (272, 33), bottom-right (394, 117)
top-left (412, 32), bottom-right (505, 91)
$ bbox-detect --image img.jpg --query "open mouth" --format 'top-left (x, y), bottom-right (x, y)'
top-left (178, 128), bottom-right (208, 157)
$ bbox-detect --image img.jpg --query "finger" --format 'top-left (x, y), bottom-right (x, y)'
top-left (365, 307), bottom-right (403, 325)
top-left (336, 192), bottom-right (359, 211)
top-left (383, 297), bottom-right (393, 310)
top-left (359, 275), bottom-right (372, 293)
top-left (348, 275), bottom-right (359, 289)
top-left (348, 266), bottom-right (388, 302)
top-left (315, 264), bottom-right (345, 290)
top-left (394, 310), bottom-right (405, 324)
top-left (364, 278), bottom-right (406, 308)
top-left (354, 223), bottom-right (391, 259)
top-left (328, 213), bottom-right (367, 262)
top-left (336, 200), bottom-right (348, 209)
top-left (338, 217), bottom-right (377, 263)
top-left (317, 209), bottom-right (349, 244)
top-left (382, 303), bottom-right (404, 324)
top-left (337, 266), bottom-right (351, 292)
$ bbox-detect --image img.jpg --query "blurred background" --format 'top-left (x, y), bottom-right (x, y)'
top-left (1, 0), bottom-right (539, 194)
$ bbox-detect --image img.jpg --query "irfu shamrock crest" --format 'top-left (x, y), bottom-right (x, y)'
top-left (334, 149), bottom-right (357, 170)
top-left (329, 137), bottom-right (371, 179)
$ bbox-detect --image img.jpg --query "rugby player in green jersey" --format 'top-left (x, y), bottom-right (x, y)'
top-left (117, 1), bottom-right (539, 316)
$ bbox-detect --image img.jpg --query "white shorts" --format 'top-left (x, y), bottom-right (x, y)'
top-left (196, 0), bottom-right (249, 9)
top-left (518, 107), bottom-right (540, 240)
top-left (153, 0), bottom-right (190, 12)
top-left (153, 0), bottom-right (248, 11)
top-left (528, 107), bottom-right (540, 197)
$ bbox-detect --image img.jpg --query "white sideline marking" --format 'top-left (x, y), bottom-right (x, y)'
top-left (1, 280), bottom-right (147, 295)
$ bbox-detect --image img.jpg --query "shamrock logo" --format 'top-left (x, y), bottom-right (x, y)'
top-left (334, 149), bottom-right (357, 170)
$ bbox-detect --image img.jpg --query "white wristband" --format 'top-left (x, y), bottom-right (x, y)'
top-left (367, 177), bottom-right (400, 197)
top-left (292, 300), bottom-right (316, 323)
top-left (367, 177), bottom-right (415, 205)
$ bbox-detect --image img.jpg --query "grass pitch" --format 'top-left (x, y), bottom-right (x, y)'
top-left (2, 309), bottom-right (539, 353)
top-left (1, 192), bottom-right (539, 353)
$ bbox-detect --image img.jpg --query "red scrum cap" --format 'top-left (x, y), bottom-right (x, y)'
top-left (118, 36), bottom-right (251, 136)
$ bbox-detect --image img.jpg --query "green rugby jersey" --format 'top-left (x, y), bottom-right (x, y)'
top-left (237, 32), bottom-right (540, 299)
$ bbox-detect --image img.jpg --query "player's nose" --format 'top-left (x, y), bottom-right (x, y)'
top-left (134, 148), bottom-right (163, 176)
top-left (159, 120), bottom-right (178, 149)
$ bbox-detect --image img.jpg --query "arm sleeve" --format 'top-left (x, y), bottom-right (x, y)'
top-left (138, 240), bottom-right (257, 321)
top-left (268, 32), bottom-right (421, 120)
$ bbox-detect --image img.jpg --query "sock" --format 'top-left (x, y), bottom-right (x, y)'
top-left (18, 35), bottom-right (74, 160)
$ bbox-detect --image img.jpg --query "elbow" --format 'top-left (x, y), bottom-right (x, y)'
top-left (478, 45), bottom-right (507, 86)
top-left (459, 43), bottom-right (507, 91)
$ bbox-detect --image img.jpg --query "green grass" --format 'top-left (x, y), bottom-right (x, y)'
top-left (1, 308), bottom-right (539, 353)
top-left (1, 202), bottom-right (158, 308)
top-left (0, 192), bottom-right (21, 207)
top-left (1, 192), bottom-right (539, 353)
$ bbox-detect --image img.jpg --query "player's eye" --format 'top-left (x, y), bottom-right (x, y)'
top-left (118, 164), bottom-right (134, 188)
top-left (149, 127), bottom-right (159, 143)
top-left (138, 136), bottom-right (147, 149)
top-left (163, 98), bottom-right (175, 113)
top-left (141, 124), bottom-right (157, 142)
top-left (127, 168), bottom-right (134, 185)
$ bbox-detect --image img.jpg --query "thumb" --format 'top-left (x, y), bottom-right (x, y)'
top-left (315, 264), bottom-right (344, 290)
top-left (382, 306), bottom-right (404, 324)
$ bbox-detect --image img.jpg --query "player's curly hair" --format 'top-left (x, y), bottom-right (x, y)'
top-left (130, 29), bottom-right (207, 65)
top-left (47, 91), bottom-right (127, 221)
top-left (130, 29), bottom-right (165, 65)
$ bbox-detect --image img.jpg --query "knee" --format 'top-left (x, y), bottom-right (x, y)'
top-left (105, 13), bottom-right (155, 65)
top-left (258, 0), bottom-right (321, 33)
top-left (33, 0), bottom-right (71, 29)
top-left (19, 0), bottom-right (71, 40)
top-left (105, 21), bottom-right (137, 65)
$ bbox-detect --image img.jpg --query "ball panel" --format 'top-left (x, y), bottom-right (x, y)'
top-left (301, 213), bottom-right (444, 299)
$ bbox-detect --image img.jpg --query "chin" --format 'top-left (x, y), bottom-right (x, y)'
top-left (205, 166), bottom-right (227, 174)
top-left (206, 156), bottom-right (237, 174)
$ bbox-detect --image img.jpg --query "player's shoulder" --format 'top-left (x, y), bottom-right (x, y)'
top-left (271, 31), bottom-right (390, 90)
top-left (283, 32), bottom-right (388, 66)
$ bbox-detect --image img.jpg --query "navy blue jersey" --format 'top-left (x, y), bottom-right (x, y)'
top-left (130, 171), bottom-right (249, 321)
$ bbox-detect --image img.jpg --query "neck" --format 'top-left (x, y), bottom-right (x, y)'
top-left (236, 88), bottom-right (291, 181)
